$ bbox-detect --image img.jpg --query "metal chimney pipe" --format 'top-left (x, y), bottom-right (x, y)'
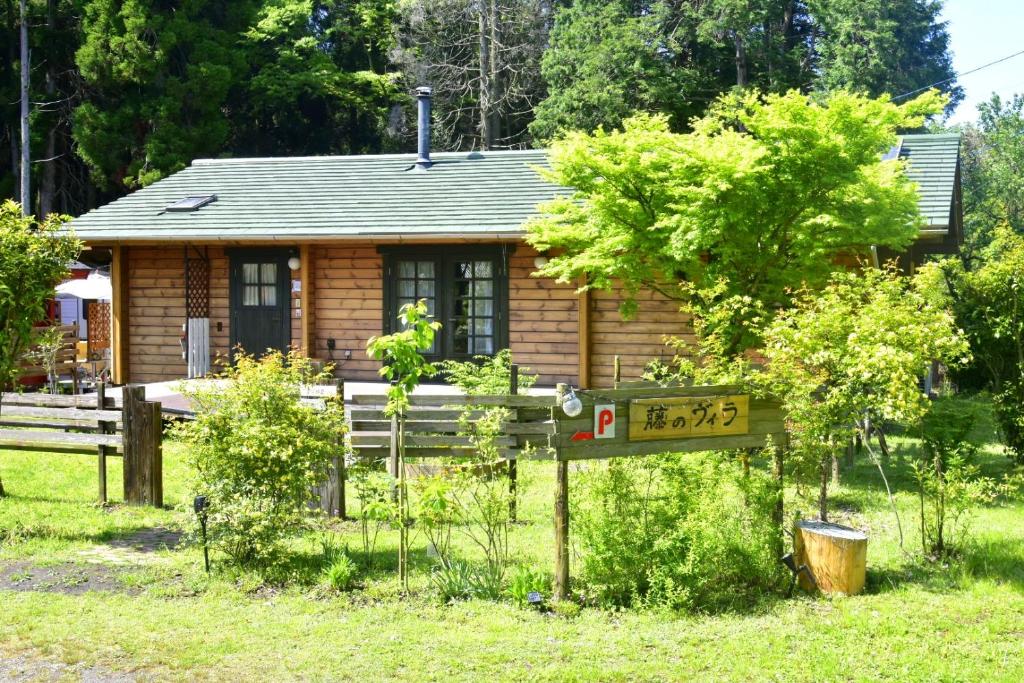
top-left (415, 86), bottom-right (432, 170)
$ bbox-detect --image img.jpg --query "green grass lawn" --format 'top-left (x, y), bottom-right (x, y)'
top-left (1, 425), bottom-right (1024, 681)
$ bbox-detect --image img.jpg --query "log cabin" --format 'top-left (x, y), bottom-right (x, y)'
top-left (68, 90), bottom-right (964, 388)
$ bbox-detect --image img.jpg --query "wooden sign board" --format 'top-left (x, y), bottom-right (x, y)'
top-left (628, 395), bottom-right (748, 441)
top-left (299, 382), bottom-right (341, 412)
top-left (555, 385), bottom-right (785, 461)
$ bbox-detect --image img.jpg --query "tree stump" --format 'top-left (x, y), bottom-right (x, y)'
top-left (794, 520), bottom-right (867, 595)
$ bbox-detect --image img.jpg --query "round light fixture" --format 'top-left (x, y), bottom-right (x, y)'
top-left (561, 387), bottom-right (583, 417)
top-left (533, 255), bottom-right (549, 269)
top-left (287, 256), bottom-right (301, 271)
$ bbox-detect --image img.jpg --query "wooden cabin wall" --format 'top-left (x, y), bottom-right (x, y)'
top-left (311, 244), bottom-right (383, 381)
top-left (120, 242), bottom-right (691, 388)
top-left (590, 285), bottom-right (695, 388)
top-left (508, 245), bottom-right (579, 386)
top-left (125, 245), bottom-right (230, 383)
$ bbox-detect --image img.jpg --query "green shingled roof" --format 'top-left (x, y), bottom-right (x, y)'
top-left (70, 150), bottom-right (564, 241)
top-left (69, 135), bottom-right (961, 242)
top-left (898, 133), bottom-right (960, 229)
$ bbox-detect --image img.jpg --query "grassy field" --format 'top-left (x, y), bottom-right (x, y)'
top-left (1, 424), bottom-right (1024, 681)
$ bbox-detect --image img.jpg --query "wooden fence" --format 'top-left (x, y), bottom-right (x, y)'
top-left (347, 379), bottom-right (786, 602)
top-left (0, 384), bottom-right (163, 506)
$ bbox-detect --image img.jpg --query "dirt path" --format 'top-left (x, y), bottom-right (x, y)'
top-left (0, 651), bottom-right (144, 682)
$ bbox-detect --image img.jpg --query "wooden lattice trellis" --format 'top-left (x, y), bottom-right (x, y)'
top-left (87, 302), bottom-right (111, 359)
top-left (185, 246), bottom-right (210, 319)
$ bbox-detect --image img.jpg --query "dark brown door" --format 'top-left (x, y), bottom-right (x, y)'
top-left (229, 249), bottom-right (291, 359)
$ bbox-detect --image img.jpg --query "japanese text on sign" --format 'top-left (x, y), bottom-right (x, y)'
top-left (627, 395), bottom-right (749, 441)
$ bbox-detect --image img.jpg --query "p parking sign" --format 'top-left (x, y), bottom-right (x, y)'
top-left (594, 404), bottom-right (616, 439)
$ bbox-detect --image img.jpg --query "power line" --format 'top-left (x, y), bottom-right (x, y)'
top-left (893, 47), bottom-right (1024, 101)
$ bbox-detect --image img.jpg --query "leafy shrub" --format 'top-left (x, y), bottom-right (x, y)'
top-left (440, 349), bottom-right (537, 395)
top-left (914, 397), bottom-right (998, 556)
top-left (506, 565), bottom-right (548, 607)
top-left (431, 560), bottom-right (474, 602)
top-left (414, 475), bottom-right (460, 567)
top-left (175, 350), bottom-right (346, 567)
top-left (324, 555), bottom-right (360, 592)
top-left (573, 453), bottom-right (781, 611)
top-left (350, 468), bottom-right (398, 569)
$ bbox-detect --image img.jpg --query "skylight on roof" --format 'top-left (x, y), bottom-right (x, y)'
top-left (166, 195), bottom-right (216, 212)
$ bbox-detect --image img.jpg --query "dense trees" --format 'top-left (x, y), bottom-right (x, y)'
top-left (1, 0), bottom-right (962, 216)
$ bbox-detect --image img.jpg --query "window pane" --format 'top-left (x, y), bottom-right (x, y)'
top-left (454, 279), bottom-right (470, 298)
top-left (260, 263), bottom-right (277, 284)
top-left (472, 337), bottom-right (494, 354)
top-left (399, 261), bottom-right (415, 278)
top-left (473, 318), bottom-right (493, 336)
top-left (398, 280), bottom-right (415, 298)
top-left (417, 280), bottom-right (435, 298)
top-left (262, 285), bottom-right (276, 306)
top-left (243, 285), bottom-right (259, 306)
top-left (473, 299), bottom-right (493, 317)
top-left (243, 263), bottom-right (259, 285)
top-left (417, 261), bottom-right (435, 279)
top-left (455, 261), bottom-right (472, 279)
top-left (474, 261), bottom-right (493, 278)
top-left (473, 280), bottom-right (493, 298)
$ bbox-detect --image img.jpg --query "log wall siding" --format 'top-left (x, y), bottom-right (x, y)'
top-left (121, 242), bottom-right (692, 388)
top-left (126, 246), bottom-right (231, 383)
top-left (311, 244), bottom-right (383, 381)
top-left (590, 285), bottom-right (695, 388)
top-left (508, 246), bottom-right (579, 386)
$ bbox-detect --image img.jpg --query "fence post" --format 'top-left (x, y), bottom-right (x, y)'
top-left (389, 411), bottom-right (399, 502)
top-left (96, 382), bottom-right (109, 504)
top-left (613, 355), bottom-right (621, 386)
top-left (337, 378), bottom-right (347, 520)
top-left (508, 363), bottom-right (518, 522)
top-left (122, 384), bottom-right (163, 507)
top-left (553, 383), bottom-right (570, 601)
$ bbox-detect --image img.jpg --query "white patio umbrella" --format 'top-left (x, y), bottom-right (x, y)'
top-left (55, 271), bottom-right (111, 301)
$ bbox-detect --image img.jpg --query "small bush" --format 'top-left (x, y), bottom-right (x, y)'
top-left (175, 350), bottom-right (346, 567)
top-left (574, 452), bottom-right (781, 611)
top-left (431, 560), bottom-right (475, 602)
top-left (440, 349), bottom-right (537, 395)
top-left (324, 555), bottom-right (360, 592)
top-left (506, 565), bottom-right (548, 607)
top-left (915, 397), bottom-right (998, 557)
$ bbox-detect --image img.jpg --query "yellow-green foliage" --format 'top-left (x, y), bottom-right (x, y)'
top-left (175, 350), bottom-right (346, 566)
top-left (762, 265), bottom-right (970, 487)
top-left (527, 89), bottom-right (944, 354)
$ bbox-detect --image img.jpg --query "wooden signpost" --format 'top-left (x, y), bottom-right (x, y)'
top-left (300, 379), bottom-right (347, 519)
top-left (550, 383), bottom-right (786, 601)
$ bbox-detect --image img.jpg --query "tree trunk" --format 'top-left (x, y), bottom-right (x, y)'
top-left (772, 446), bottom-right (784, 558)
top-left (818, 454), bottom-right (829, 521)
top-left (19, 0), bottom-right (30, 215)
top-left (831, 451), bottom-right (840, 487)
top-left (478, 4), bottom-right (492, 150)
top-left (732, 31), bottom-right (748, 88)
top-left (38, 0), bottom-right (57, 218)
top-left (488, 0), bottom-right (501, 147)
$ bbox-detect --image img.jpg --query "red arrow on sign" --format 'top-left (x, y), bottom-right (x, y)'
top-left (571, 431), bottom-right (594, 441)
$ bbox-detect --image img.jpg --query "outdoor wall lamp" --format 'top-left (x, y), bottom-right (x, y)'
top-left (287, 256), bottom-right (301, 271)
top-left (533, 255), bottom-right (549, 269)
top-left (561, 387), bottom-right (583, 418)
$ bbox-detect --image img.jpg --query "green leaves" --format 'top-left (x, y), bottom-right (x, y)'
top-left (761, 264), bottom-right (969, 484)
top-left (366, 299), bottom-right (440, 415)
top-left (0, 202), bottom-right (80, 391)
top-left (175, 350), bottom-right (346, 567)
top-left (527, 90), bottom-right (942, 356)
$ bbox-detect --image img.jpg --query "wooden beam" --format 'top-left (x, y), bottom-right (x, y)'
top-left (110, 245), bottom-right (129, 384)
top-left (300, 244), bottom-right (314, 355)
top-left (577, 276), bottom-right (591, 389)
